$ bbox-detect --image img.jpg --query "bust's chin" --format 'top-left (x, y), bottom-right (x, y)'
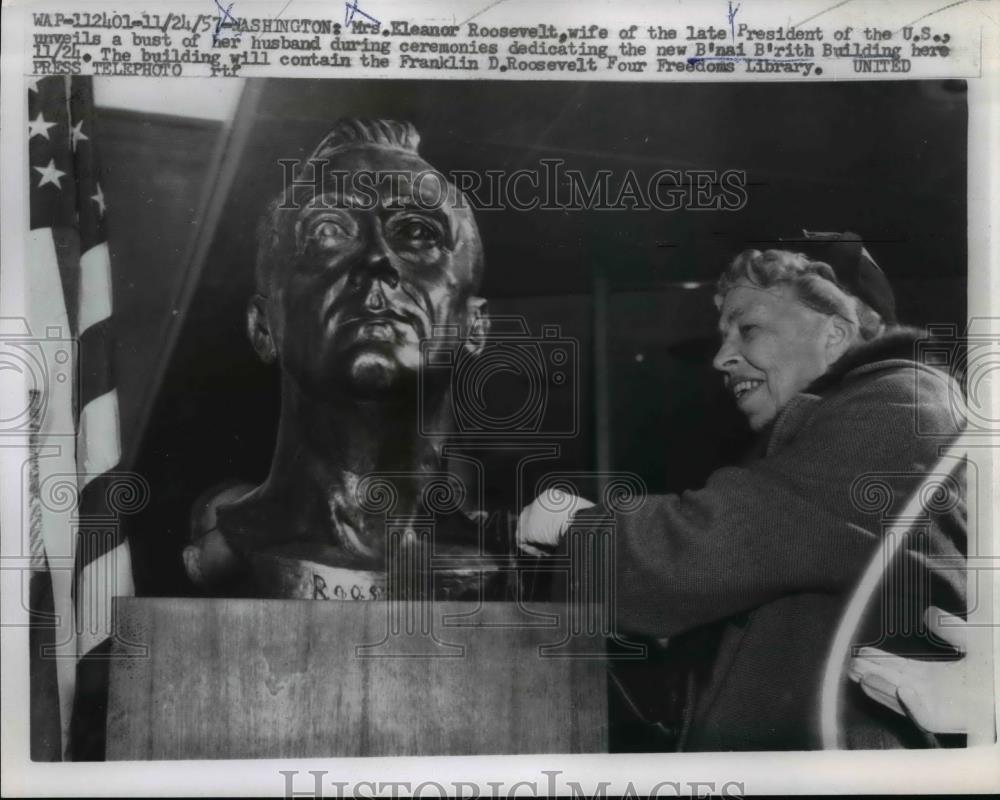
top-left (343, 348), bottom-right (417, 399)
top-left (350, 350), bottom-right (397, 387)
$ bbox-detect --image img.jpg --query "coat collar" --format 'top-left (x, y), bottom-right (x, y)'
top-left (803, 326), bottom-right (925, 396)
top-left (762, 327), bottom-right (929, 455)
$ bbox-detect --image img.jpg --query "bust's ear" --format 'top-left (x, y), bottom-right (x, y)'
top-left (247, 293), bottom-right (277, 364)
top-left (463, 297), bottom-right (490, 357)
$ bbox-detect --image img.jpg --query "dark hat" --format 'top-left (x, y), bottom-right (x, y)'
top-left (780, 230), bottom-right (898, 325)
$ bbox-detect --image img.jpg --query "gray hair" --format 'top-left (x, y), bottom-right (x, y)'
top-left (716, 248), bottom-right (885, 341)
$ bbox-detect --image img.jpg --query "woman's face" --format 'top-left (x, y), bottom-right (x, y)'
top-left (713, 281), bottom-right (843, 430)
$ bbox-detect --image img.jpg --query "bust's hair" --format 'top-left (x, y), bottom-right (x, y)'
top-left (305, 118), bottom-right (421, 163)
top-left (715, 248), bottom-right (885, 341)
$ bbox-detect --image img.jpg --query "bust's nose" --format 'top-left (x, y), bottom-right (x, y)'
top-left (352, 230), bottom-right (400, 290)
top-left (363, 278), bottom-right (388, 312)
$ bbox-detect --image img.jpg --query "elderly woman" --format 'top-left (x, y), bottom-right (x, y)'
top-left (518, 233), bottom-right (967, 750)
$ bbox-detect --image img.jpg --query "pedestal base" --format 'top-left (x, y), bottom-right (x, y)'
top-left (106, 598), bottom-right (608, 758)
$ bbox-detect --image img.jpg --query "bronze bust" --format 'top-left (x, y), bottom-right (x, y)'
top-left (183, 119), bottom-right (503, 599)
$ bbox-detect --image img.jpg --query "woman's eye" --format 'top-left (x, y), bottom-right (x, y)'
top-left (739, 324), bottom-right (757, 338)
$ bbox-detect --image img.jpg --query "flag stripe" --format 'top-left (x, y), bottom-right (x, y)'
top-left (78, 243), bottom-right (112, 334)
top-left (78, 469), bottom-right (126, 519)
top-left (78, 318), bottom-right (116, 408)
top-left (28, 384), bottom-right (62, 761)
top-left (77, 388), bottom-right (121, 489)
top-left (76, 482), bottom-right (130, 573)
top-left (69, 641), bottom-right (113, 761)
top-left (25, 230), bottom-right (76, 561)
top-left (49, 561), bottom-right (79, 754)
top-left (51, 227), bottom-right (82, 338)
top-left (68, 76), bottom-right (107, 252)
top-left (76, 539), bottom-right (133, 653)
top-left (30, 566), bottom-right (63, 761)
top-left (26, 227), bottom-right (76, 342)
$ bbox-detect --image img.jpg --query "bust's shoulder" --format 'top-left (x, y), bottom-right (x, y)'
top-left (215, 488), bottom-right (298, 554)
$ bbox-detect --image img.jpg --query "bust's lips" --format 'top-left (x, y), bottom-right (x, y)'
top-left (333, 307), bottom-right (425, 339)
top-left (348, 317), bottom-right (404, 342)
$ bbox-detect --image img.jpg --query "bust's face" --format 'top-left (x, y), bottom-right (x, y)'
top-left (263, 145), bottom-right (483, 400)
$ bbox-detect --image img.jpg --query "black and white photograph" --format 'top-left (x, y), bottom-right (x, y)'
top-left (2, 0), bottom-right (998, 796)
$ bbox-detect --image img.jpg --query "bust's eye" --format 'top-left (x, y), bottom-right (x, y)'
top-left (390, 217), bottom-right (443, 245)
top-left (308, 218), bottom-right (352, 248)
top-left (739, 324), bottom-right (758, 338)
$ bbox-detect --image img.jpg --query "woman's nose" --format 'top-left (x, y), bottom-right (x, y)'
top-left (712, 338), bottom-right (740, 372)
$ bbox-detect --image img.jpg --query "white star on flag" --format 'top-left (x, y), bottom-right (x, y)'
top-left (34, 159), bottom-right (67, 190)
top-left (91, 183), bottom-right (107, 215)
top-left (28, 112), bottom-right (58, 141)
top-left (27, 77), bottom-right (40, 93)
top-left (70, 120), bottom-right (89, 151)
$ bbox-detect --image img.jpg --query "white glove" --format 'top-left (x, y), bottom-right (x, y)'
top-left (183, 529), bottom-right (240, 588)
top-left (848, 606), bottom-right (976, 735)
top-left (516, 488), bottom-right (595, 555)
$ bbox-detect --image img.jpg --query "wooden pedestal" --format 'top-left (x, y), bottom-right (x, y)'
top-left (106, 598), bottom-right (608, 759)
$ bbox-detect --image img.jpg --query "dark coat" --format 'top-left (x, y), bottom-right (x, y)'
top-left (591, 328), bottom-right (967, 750)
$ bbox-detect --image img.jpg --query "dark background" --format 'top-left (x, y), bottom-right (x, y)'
top-left (97, 78), bottom-right (968, 596)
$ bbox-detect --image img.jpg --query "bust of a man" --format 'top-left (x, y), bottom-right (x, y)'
top-left (184, 119), bottom-right (501, 599)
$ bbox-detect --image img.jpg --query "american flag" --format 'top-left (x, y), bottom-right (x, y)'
top-left (27, 75), bottom-right (133, 761)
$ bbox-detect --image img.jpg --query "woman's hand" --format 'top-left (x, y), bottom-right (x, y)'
top-left (183, 529), bottom-right (240, 588)
top-left (848, 606), bottom-right (974, 735)
top-left (516, 488), bottom-right (595, 555)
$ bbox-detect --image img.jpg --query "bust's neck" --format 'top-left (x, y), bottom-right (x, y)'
top-left (250, 376), bottom-right (451, 560)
